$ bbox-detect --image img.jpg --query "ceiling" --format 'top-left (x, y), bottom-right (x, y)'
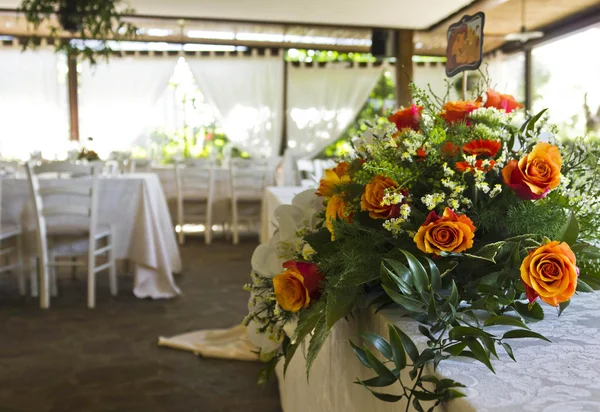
top-left (0, 0), bottom-right (597, 55)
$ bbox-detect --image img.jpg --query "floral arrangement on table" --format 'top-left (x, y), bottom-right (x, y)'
top-left (244, 84), bottom-right (600, 410)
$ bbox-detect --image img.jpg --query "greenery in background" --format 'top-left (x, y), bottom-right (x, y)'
top-left (19, 0), bottom-right (137, 64)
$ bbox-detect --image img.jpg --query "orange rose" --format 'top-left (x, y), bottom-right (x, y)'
top-left (440, 101), bottom-right (481, 124)
top-left (502, 142), bottom-right (562, 200)
top-left (326, 195), bottom-right (353, 237)
top-left (479, 88), bottom-right (523, 113)
top-left (520, 241), bottom-right (578, 307)
top-left (317, 162), bottom-right (350, 198)
top-left (389, 104), bottom-right (423, 131)
top-left (273, 261), bottom-right (324, 312)
top-left (414, 208), bottom-right (476, 255)
top-left (455, 159), bottom-right (496, 173)
top-left (463, 139), bottom-right (501, 158)
top-left (360, 175), bottom-right (401, 219)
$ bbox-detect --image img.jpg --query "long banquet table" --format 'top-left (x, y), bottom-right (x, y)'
top-left (1, 173), bottom-right (181, 299)
top-left (266, 186), bottom-right (600, 412)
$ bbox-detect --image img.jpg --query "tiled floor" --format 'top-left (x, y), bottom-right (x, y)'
top-left (0, 238), bottom-right (281, 412)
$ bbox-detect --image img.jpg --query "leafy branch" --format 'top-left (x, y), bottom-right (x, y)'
top-left (350, 250), bottom-right (550, 411)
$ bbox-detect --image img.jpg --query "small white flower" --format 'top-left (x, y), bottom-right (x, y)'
top-left (489, 184), bottom-right (503, 198)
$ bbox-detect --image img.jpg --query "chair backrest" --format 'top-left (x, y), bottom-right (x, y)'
top-left (313, 159), bottom-right (336, 181)
top-left (0, 160), bottom-right (22, 177)
top-left (174, 160), bottom-right (215, 200)
top-left (229, 159), bottom-right (269, 200)
top-left (296, 158), bottom-right (316, 182)
top-left (25, 161), bottom-right (100, 262)
top-left (129, 158), bottom-right (152, 173)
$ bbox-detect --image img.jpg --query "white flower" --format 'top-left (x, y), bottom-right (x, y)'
top-left (421, 192), bottom-right (445, 210)
top-left (489, 184), bottom-right (503, 198)
top-left (302, 243), bottom-right (316, 260)
top-left (442, 162), bottom-right (456, 177)
top-left (247, 319), bottom-right (283, 353)
top-left (383, 217), bottom-right (406, 237)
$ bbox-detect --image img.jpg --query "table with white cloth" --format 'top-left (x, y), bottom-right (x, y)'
top-left (267, 187), bottom-right (600, 412)
top-left (1, 173), bottom-right (181, 299)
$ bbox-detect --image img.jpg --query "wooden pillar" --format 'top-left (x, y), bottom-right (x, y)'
top-left (279, 50), bottom-right (288, 156)
top-left (67, 49), bottom-right (80, 141)
top-left (524, 47), bottom-right (533, 112)
top-left (394, 29), bottom-right (414, 108)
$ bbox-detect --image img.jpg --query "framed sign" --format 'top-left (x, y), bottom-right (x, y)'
top-left (445, 12), bottom-right (485, 77)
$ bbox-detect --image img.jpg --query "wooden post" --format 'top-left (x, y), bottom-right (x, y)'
top-left (67, 49), bottom-right (80, 141)
top-left (524, 47), bottom-right (533, 112)
top-left (279, 50), bottom-right (288, 156)
top-left (394, 29), bottom-right (414, 108)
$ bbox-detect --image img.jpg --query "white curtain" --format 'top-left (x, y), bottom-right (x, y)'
top-left (186, 57), bottom-right (283, 158)
top-left (485, 52), bottom-right (525, 101)
top-left (79, 57), bottom-right (176, 157)
top-left (0, 49), bottom-right (68, 160)
top-left (287, 64), bottom-right (383, 158)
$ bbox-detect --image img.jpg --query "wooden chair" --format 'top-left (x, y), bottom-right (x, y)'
top-left (229, 158), bottom-right (269, 245)
top-left (0, 176), bottom-right (25, 296)
top-left (174, 160), bottom-right (215, 245)
top-left (25, 161), bottom-right (117, 309)
top-left (128, 158), bottom-right (152, 173)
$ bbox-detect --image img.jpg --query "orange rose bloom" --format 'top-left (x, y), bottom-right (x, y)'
top-left (440, 101), bottom-right (481, 124)
top-left (520, 241), bottom-right (578, 307)
top-left (502, 142), bottom-right (562, 200)
top-left (326, 195), bottom-right (352, 237)
top-left (317, 162), bottom-right (350, 198)
top-left (360, 175), bottom-right (400, 219)
top-left (389, 104), bottom-right (423, 131)
top-left (414, 208), bottom-right (476, 255)
top-left (463, 139), bottom-right (501, 158)
top-left (480, 88), bottom-right (523, 113)
top-left (455, 159), bottom-right (496, 173)
top-left (273, 268), bottom-right (310, 312)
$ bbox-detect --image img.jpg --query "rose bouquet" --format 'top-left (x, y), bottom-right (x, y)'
top-left (244, 84), bottom-right (600, 410)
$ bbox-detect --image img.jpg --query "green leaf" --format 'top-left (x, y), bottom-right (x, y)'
top-left (501, 342), bottom-right (516, 361)
top-left (388, 324), bottom-right (407, 371)
top-left (557, 300), bottom-right (570, 317)
top-left (391, 325), bottom-right (419, 363)
top-left (413, 349), bottom-right (435, 369)
top-left (350, 340), bottom-right (371, 368)
top-left (449, 326), bottom-right (490, 340)
top-left (356, 381), bottom-right (403, 402)
top-left (362, 333), bottom-right (393, 360)
top-left (400, 250), bottom-right (429, 293)
top-left (502, 329), bottom-right (551, 343)
top-left (326, 286), bottom-right (359, 328)
top-left (480, 336), bottom-right (499, 359)
top-left (447, 389), bottom-right (467, 399)
top-left (559, 212), bottom-right (579, 246)
top-left (444, 342), bottom-right (467, 356)
top-left (284, 302), bottom-right (325, 375)
top-left (524, 109), bottom-right (548, 136)
top-left (464, 241), bottom-right (505, 263)
top-left (355, 375), bottom-right (397, 387)
top-left (465, 339), bottom-right (495, 373)
top-left (306, 317), bottom-right (331, 377)
top-left (513, 301), bottom-right (544, 322)
top-left (448, 280), bottom-right (459, 306)
top-left (382, 258), bottom-right (412, 286)
top-left (576, 279), bottom-right (595, 293)
top-left (413, 391), bottom-right (441, 401)
top-left (381, 263), bottom-right (413, 295)
top-left (364, 347), bottom-right (397, 381)
top-left (424, 257), bottom-right (441, 292)
top-left (428, 292), bottom-right (438, 323)
top-left (484, 315), bottom-right (529, 330)
top-left (382, 285), bottom-right (425, 312)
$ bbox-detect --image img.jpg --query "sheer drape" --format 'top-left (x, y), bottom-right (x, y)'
top-left (79, 57), bottom-right (176, 156)
top-left (485, 52), bottom-right (525, 101)
top-left (287, 65), bottom-right (383, 158)
top-left (186, 57), bottom-right (283, 158)
top-left (0, 50), bottom-right (67, 160)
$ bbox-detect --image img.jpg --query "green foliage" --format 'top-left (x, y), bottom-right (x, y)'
top-left (351, 251), bottom-right (550, 411)
top-left (19, 0), bottom-right (137, 64)
top-left (505, 201), bottom-right (567, 239)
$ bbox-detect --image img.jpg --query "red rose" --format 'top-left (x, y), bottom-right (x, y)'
top-left (389, 104), bottom-right (423, 131)
top-left (282, 261), bottom-right (324, 300)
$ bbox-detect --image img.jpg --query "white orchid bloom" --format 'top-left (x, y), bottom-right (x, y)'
top-left (251, 242), bottom-right (286, 278)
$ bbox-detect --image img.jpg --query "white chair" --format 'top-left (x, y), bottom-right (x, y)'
top-left (0, 176), bottom-right (26, 296)
top-left (174, 160), bottom-right (215, 245)
top-left (313, 159), bottom-right (336, 181)
top-left (129, 158), bottom-right (152, 173)
top-left (229, 158), bottom-right (269, 245)
top-left (0, 160), bottom-right (22, 177)
top-left (25, 161), bottom-right (117, 309)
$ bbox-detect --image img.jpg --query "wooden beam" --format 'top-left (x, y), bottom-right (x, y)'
top-left (67, 49), bottom-right (79, 142)
top-left (394, 30), bottom-right (414, 108)
top-left (279, 53), bottom-right (288, 156)
top-left (524, 48), bottom-right (532, 112)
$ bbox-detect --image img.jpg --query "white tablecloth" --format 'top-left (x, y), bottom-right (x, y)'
top-left (270, 187), bottom-right (600, 412)
top-left (2, 173), bottom-right (181, 299)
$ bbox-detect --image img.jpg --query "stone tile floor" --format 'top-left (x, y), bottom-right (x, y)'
top-left (0, 238), bottom-right (281, 412)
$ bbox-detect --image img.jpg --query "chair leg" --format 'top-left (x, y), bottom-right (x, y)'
top-left (49, 254), bottom-right (58, 298)
top-left (232, 200), bottom-right (239, 245)
top-left (38, 258), bottom-right (50, 309)
top-left (87, 253), bottom-right (96, 309)
top-left (30, 257), bottom-right (39, 297)
top-left (16, 235), bottom-right (26, 296)
top-left (107, 235), bottom-right (117, 297)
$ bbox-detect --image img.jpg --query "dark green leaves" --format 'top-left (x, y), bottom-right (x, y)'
top-left (388, 325), bottom-right (407, 370)
top-left (465, 241), bottom-right (505, 263)
top-left (513, 301), bottom-right (544, 322)
top-left (362, 333), bottom-right (393, 360)
top-left (400, 250), bottom-right (429, 293)
top-left (484, 315), bottom-right (529, 330)
top-left (391, 325), bottom-right (419, 363)
top-left (502, 329), bottom-right (551, 343)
